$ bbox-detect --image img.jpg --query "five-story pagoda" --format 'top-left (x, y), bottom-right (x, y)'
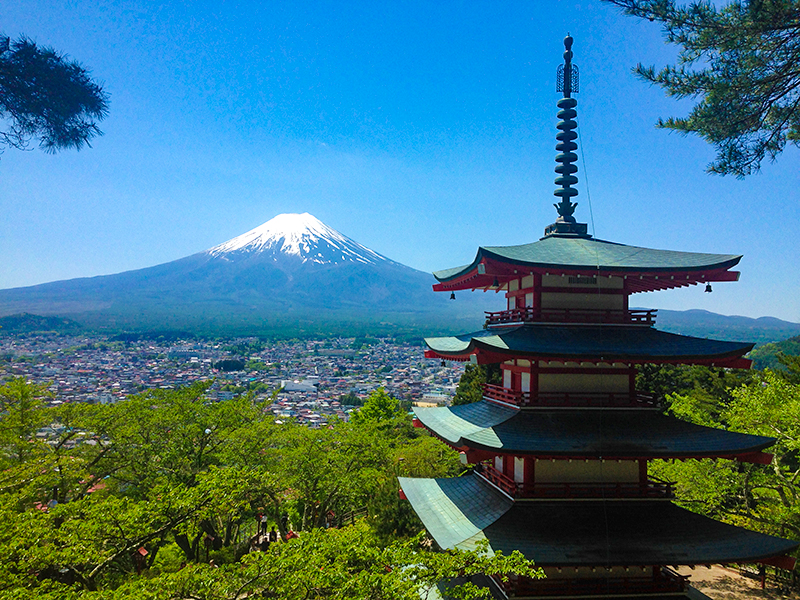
top-left (399, 36), bottom-right (798, 600)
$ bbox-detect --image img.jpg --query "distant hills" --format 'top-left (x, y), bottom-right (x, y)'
top-left (0, 313), bottom-right (82, 334)
top-left (748, 335), bottom-right (800, 370)
top-left (1, 212), bottom-right (797, 342)
top-left (654, 309), bottom-right (800, 345)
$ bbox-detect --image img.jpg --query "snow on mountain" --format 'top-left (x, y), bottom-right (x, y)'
top-left (207, 213), bottom-right (391, 266)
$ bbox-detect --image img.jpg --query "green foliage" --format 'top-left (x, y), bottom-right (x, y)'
top-left (0, 377), bottom-right (535, 598)
top-left (605, 0), bottom-right (800, 176)
top-left (0, 35), bottom-right (109, 156)
top-left (213, 359), bottom-right (245, 372)
top-left (777, 352), bottom-right (800, 384)
top-left (350, 388), bottom-right (402, 425)
top-left (339, 391), bottom-right (363, 406)
top-left (749, 334), bottom-right (800, 371)
top-left (653, 367), bottom-right (800, 540)
top-left (244, 359), bottom-right (268, 371)
top-left (636, 362), bottom-right (754, 411)
top-left (351, 336), bottom-right (378, 350)
top-left (0, 377), bottom-right (51, 465)
top-left (93, 521), bottom-right (540, 600)
top-left (0, 313), bottom-right (82, 334)
top-left (452, 364), bottom-right (501, 406)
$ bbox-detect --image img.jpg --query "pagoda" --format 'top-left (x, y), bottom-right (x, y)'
top-left (399, 37), bottom-right (798, 600)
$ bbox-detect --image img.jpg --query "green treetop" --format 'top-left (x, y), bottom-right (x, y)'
top-left (605, 0), bottom-right (800, 176)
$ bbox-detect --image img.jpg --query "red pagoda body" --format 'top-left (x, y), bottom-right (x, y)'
top-left (399, 37), bottom-right (798, 600)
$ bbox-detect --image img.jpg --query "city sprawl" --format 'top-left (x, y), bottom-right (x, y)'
top-left (0, 334), bottom-right (464, 428)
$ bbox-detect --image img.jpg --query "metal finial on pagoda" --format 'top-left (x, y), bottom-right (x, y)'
top-left (544, 35), bottom-right (589, 238)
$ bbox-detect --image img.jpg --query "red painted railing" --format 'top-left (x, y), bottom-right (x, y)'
top-left (475, 462), bottom-right (675, 500)
top-left (493, 566), bottom-right (687, 597)
top-left (474, 463), bottom-right (517, 497)
top-left (482, 384), bottom-right (528, 406)
top-left (516, 477), bottom-right (674, 499)
top-left (482, 384), bottom-right (657, 408)
top-left (484, 307), bottom-right (656, 326)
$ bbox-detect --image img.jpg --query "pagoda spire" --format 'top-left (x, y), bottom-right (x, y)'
top-left (544, 35), bottom-right (590, 238)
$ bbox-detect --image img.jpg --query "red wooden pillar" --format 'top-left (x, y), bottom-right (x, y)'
top-left (533, 273), bottom-right (542, 310)
top-left (524, 457), bottom-right (535, 488)
top-left (629, 364), bottom-right (637, 399)
top-left (503, 454), bottom-right (513, 478)
top-left (639, 460), bottom-right (648, 484)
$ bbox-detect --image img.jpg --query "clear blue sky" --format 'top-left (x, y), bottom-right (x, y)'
top-left (1, 1), bottom-right (798, 322)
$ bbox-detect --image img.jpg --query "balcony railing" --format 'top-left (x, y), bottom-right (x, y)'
top-left (516, 476), bottom-right (675, 500)
top-left (484, 307), bottom-right (656, 326)
top-left (475, 462), bottom-right (675, 500)
top-left (474, 463), bottom-right (517, 497)
top-left (482, 384), bottom-right (658, 409)
top-left (492, 566), bottom-right (687, 597)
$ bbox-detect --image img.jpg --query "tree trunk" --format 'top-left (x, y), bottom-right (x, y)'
top-left (174, 533), bottom-right (196, 561)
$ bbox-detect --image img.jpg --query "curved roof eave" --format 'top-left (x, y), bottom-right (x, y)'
top-left (398, 475), bottom-right (799, 567)
top-left (424, 326), bottom-right (754, 367)
top-left (432, 237), bottom-right (742, 286)
top-left (412, 402), bottom-right (775, 458)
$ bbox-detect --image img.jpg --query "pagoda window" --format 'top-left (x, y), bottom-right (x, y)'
top-left (538, 372), bottom-right (629, 394)
top-left (526, 292), bottom-right (534, 306)
top-left (539, 273), bottom-right (626, 311)
top-left (508, 279), bottom-right (520, 293)
top-left (540, 291), bottom-right (625, 310)
top-left (537, 362), bottom-right (630, 395)
top-left (503, 368), bottom-right (512, 389)
top-left (514, 456), bottom-right (525, 483)
top-left (508, 295), bottom-right (516, 310)
top-left (520, 371), bottom-right (531, 393)
top-left (494, 455), bottom-right (503, 472)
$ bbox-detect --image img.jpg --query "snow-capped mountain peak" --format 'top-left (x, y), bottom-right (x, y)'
top-left (207, 213), bottom-right (390, 265)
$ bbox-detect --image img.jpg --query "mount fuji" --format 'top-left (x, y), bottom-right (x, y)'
top-left (0, 213), bottom-right (487, 335)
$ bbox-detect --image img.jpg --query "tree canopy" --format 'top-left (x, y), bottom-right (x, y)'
top-left (452, 365), bottom-right (501, 406)
top-left (652, 364), bottom-right (800, 541)
top-left (604, 0), bottom-right (800, 176)
top-left (0, 380), bottom-right (536, 598)
top-left (0, 35), bottom-right (109, 156)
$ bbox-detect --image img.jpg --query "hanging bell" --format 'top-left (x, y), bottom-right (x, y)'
top-left (450, 292), bottom-right (456, 300)
top-left (705, 283), bottom-right (712, 293)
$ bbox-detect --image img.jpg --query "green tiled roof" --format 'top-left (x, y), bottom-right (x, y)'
top-left (413, 401), bottom-right (775, 457)
top-left (424, 325), bottom-right (753, 362)
top-left (433, 236), bottom-right (741, 282)
top-left (398, 475), bottom-right (512, 552)
top-left (412, 401), bottom-right (516, 447)
top-left (399, 475), bottom-right (798, 567)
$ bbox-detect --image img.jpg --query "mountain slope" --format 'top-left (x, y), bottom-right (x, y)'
top-left (0, 213), bottom-right (490, 334)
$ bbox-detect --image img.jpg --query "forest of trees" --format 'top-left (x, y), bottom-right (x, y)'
top-left (644, 354), bottom-right (800, 541)
top-left (3, 350), bottom-right (800, 598)
top-left (0, 381), bottom-right (537, 599)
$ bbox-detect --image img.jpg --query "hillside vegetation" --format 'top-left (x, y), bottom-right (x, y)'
top-left (0, 382), bottom-right (537, 599)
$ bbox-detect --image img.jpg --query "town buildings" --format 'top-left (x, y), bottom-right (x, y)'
top-left (0, 334), bottom-right (463, 428)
